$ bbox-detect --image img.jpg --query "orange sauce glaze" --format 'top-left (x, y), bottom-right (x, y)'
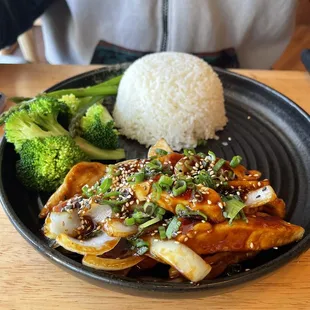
top-left (176, 215), bottom-right (304, 255)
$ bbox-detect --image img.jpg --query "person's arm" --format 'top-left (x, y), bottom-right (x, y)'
top-left (0, 0), bottom-right (53, 49)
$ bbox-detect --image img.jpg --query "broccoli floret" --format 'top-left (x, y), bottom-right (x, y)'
top-left (58, 94), bottom-right (81, 115)
top-left (58, 94), bottom-right (99, 117)
top-left (5, 97), bottom-right (69, 151)
top-left (3, 96), bottom-right (125, 192)
top-left (80, 103), bottom-right (119, 149)
top-left (4, 96), bottom-right (125, 160)
top-left (16, 136), bottom-right (88, 192)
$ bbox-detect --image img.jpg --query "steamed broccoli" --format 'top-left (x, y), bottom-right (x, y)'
top-left (3, 96), bottom-right (125, 192)
top-left (16, 136), bottom-right (88, 192)
top-left (5, 96), bottom-right (125, 159)
top-left (58, 94), bottom-right (82, 115)
top-left (80, 103), bottom-right (119, 149)
top-left (5, 97), bottom-right (69, 151)
top-left (58, 94), bottom-right (103, 118)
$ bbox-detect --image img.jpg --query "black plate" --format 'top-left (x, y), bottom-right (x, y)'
top-left (1, 65), bottom-right (310, 298)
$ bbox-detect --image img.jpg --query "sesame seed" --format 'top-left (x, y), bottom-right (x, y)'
top-left (218, 202), bottom-right (223, 209)
top-left (207, 200), bottom-right (212, 205)
top-left (258, 182), bottom-right (261, 187)
top-left (136, 199), bottom-right (140, 204)
top-left (184, 237), bottom-right (189, 242)
top-left (174, 241), bottom-right (180, 244)
top-left (154, 239), bottom-right (159, 242)
top-left (247, 116), bottom-right (251, 119)
top-left (250, 242), bottom-right (254, 249)
top-left (222, 142), bottom-right (228, 146)
top-left (228, 137), bottom-right (232, 141)
top-left (201, 220), bottom-right (206, 223)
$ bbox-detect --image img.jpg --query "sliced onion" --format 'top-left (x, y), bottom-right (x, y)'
top-left (149, 238), bottom-right (211, 282)
top-left (86, 204), bottom-right (112, 223)
top-left (56, 231), bottom-right (120, 255)
top-left (82, 255), bottom-right (144, 270)
top-left (169, 267), bottom-right (181, 279)
top-left (44, 211), bottom-right (81, 239)
top-left (148, 138), bottom-right (173, 158)
top-left (245, 185), bottom-right (277, 208)
top-left (104, 219), bottom-right (138, 237)
top-left (132, 181), bottom-right (151, 202)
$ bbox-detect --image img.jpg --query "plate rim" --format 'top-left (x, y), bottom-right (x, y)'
top-left (0, 65), bottom-right (309, 295)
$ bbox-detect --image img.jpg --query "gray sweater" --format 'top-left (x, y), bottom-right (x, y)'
top-left (38, 0), bottom-right (296, 68)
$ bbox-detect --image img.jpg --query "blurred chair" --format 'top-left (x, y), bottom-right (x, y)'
top-left (17, 28), bottom-right (40, 63)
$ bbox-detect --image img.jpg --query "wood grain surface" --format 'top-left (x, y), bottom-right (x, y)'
top-left (0, 64), bottom-right (309, 310)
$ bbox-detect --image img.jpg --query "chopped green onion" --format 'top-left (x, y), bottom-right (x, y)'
top-left (135, 218), bottom-right (149, 224)
top-left (175, 203), bottom-right (187, 215)
top-left (124, 217), bottom-right (136, 226)
top-left (107, 165), bottom-right (121, 176)
top-left (230, 155), bottom-right (243, 168)
top-left (99, 178), bottom-right (112, 194)
top-left (166, 217), bottom-right (182, 239)
top-left (155, 148), bottom-right (168, 156)
top-left (82, 185), bottom-right (93, 198)
top-left (127, 171), bottom-right (145, 184)
top-left (175, 204), bottom-right (208, 221)
top-left (188, 210), bottom-right (208, 221)
top-left (139, 217), bottom-right (161, 230)
top-left (131, 238), bottom-right (149, 255)
top-left (143, 202), bottom-right (157, 215)
top-left (101, 199), bottom-right (128, 206)
top-left (213, 158), bottom-right (226, 172)
top-left (186, 180), bottom-right (195, 189)
top-left (208, 151), bottom-right (216, 162)
top-left (136, 246), bottom-right (148, 256)
top-left (103, 191), bottom-right (120, 198)
top-left (146, 159), bottom-right (162, 171)
top-left (224, 198), bottom-right (246, 224)
top-left (197, 152), bottom-right (207, 158)
top-left (135, 239), bottom-right (149, 248)
top-left (183, 149), bottom-right (196, 156)
top-left (155, 207), bottom-right (166, 216)
top-left (172, 180), bottom-right (187, 196)
top-left (152, 182), bottom-right (162, 201)
top-left (194, 170), bottom-right (214, 188)
top-left (132, 211), bottom-right (149, 219)
top-left (158, 226), bottom-right (167, 240)
top-left (158, 175), bottom-right (173, 189)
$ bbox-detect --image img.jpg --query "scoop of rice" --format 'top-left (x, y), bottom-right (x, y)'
top-left (113, 52), bottom-right (227, 151)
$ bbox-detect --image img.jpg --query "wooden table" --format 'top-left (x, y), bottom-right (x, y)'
top-left (0, 65), bottom-right (309, 310)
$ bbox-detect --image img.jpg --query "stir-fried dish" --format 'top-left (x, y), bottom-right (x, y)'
top-left (42, 139), bottom-right (304, 282)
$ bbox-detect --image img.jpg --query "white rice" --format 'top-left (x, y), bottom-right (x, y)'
top-left (113, 52), bottom-right (227, 151)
